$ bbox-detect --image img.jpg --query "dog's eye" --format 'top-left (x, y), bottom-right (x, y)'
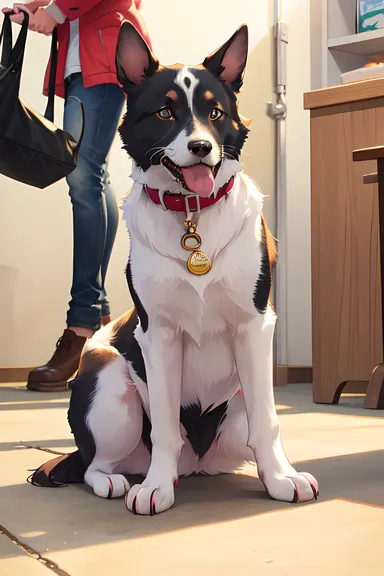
top-left (157, 107), bottom-right (174, 120)
top-left (210, 107), bottom-right (224, 121)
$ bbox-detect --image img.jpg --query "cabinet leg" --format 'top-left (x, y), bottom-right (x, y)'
top-left (313, 381), bottom-right (347, 405)
top-left (374, 159), bottom-right (384, 410)
top-left (365, 364), bottom-right (384, 409)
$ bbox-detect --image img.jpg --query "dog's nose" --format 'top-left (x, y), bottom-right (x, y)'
top-left (188, 140), bottom-right (212, 158)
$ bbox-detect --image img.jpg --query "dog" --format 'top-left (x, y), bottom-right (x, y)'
top-left (31, 22), bottom-right (319, 515)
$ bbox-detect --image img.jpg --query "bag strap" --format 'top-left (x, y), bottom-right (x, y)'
top-left (7, 12), bottom-right (29, 73)
top-left (0, 13), bottom-right (13, 68)
top-left (44, 27), bottom-right (58, 123)
top-left (1, 12), bottom-right (58, 123)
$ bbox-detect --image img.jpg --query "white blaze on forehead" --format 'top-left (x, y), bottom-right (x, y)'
top-left (175, 67), bottom-right (199, 113)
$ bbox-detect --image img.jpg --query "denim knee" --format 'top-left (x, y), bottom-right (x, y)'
top-left (66, 158), bottom-right (106, 206)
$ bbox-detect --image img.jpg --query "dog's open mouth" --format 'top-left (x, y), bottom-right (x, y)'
top-left (161, 157), bottom-right (222, 197)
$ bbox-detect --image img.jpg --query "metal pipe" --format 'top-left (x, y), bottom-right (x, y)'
top-left (268, 1), bottom-right (288, 370)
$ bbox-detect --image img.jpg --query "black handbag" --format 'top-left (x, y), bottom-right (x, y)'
top-left (0, 13), bottom-right (83, 189)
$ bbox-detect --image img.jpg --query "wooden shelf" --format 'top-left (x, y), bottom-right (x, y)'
top-left (329, 29), bottom-right (384, 56)
top-left (304, 77), bottom-right (384, 110)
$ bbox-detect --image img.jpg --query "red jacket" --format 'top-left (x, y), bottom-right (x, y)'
top-left (44, 0), bottom-right (151, 98)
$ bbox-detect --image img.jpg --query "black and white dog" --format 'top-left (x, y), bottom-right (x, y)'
top-left (32, 23), bottom-right (318, 515)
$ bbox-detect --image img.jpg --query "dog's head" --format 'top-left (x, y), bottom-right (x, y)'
top-left (117, 23), bottom-right (249, 199)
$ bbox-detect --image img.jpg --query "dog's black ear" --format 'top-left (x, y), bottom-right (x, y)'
top-left (116, 22), bottom-right (159, 88)
top-left (203, 25), bottom-right (248, 92)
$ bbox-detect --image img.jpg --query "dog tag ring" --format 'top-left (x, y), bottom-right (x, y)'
top-left (181, 221), bottom-right (202, 251)
top-left (187, 251), bottom-right (211, 275)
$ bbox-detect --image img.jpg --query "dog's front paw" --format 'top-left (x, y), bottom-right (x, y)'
top-left (261, 471), bottom-right (319, 503)
top-left (84, 471), bottom-right (130, 499)
top-left (126, 476), bottom-right (177, 516)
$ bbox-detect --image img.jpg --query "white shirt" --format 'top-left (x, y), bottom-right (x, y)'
top-left (65, 20), bottom-right (81, 79)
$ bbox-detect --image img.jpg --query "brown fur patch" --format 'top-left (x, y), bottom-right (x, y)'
top-left (166, 90), bottom-right (178, 100)
top-left (232, 119), bottom-right (240, 131)
top-left (204, 90), bottom-right (215, 101)
top-left (33, 454), bottom-right (70, 483)
top-left (78, 347), bottom-right (120, 376)
top-left (261, 212), bottom-right (277, 268)
top-left (78, 307), bottom-right (137, 377)
top-left (239, 113), bottom-right (252, 127)
top-left (112, 307), bottom-right (136, 333)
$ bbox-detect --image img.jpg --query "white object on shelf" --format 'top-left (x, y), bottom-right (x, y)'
top-left (341, 64), bottom-right (384, 83)
top-left (328, 28), bottom-right (384, 54)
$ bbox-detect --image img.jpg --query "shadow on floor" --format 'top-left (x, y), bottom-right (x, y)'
top-left (0, 402), bottom-right (69, 411)
top-left (276, 384), bottom-right (384, 418)
top-left (2, 384), bottom-right (384, 417)
top-left (1, 449), bottom-right (383, 556)
top-left (0, 384), bottom-right (70, 411)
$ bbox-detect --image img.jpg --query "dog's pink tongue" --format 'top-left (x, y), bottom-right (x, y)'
top-left (181, 164), bottom-right (215, 197)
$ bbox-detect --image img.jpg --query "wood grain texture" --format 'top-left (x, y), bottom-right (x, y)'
top-left (311, 97), bottom-right (384, 119)
top-left (304, 77), bottom-right (384, 110)
top-left (310, 103), bottom-right (383, 403)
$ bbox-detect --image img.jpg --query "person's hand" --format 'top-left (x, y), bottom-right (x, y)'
top-left (2, 4), bottom-right (33, 25)
top-left (27, 6), bottom-right (56, 35)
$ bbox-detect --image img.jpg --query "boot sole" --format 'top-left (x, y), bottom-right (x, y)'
top-left (27, 381), bottom-right (69, 393)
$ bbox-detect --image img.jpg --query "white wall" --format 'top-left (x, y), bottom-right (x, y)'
top-left (283, 0), bottom-right (312, 366)
top-left (0, 0), bottom-right (274, 367)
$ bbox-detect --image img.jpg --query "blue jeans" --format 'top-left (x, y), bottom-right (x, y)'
top-left (63, 74), bottom-right (125, 331)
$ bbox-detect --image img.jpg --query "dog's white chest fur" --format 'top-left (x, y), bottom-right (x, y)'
top-left (122, 173), bottom-right (266, 409)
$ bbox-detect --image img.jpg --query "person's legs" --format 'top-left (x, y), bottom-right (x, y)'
top-left (65, 75), bottom-right (125, 332)
top-left (27, 74), bottom-right (125, 392)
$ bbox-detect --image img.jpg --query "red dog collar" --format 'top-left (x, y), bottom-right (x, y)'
top-left (145, 177), bottom-right (234, 213)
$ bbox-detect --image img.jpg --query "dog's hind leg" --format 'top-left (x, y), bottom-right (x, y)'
top-left (83, 353), bottom-right (143, 499)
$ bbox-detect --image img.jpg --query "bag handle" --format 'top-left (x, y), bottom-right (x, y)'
top-left (0, 12), bottom-right (29, 84)
top-left (7, 12), bottom-right (29, 72)
top-left (0, 13), bottom-right (13, 68)
top-left (44, 27), bottom-right (57, 122)
top-left (1, 12), bottom-right (57, 122)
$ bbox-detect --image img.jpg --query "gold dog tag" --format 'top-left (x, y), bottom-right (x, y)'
top-left (187, 251), bottom-right (211, 275)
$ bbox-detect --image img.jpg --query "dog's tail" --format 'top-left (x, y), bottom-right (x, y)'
top-left (28, 450), bottom-right (86, 488)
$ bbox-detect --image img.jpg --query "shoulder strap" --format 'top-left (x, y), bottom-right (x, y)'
top-left (8, 13), bottom-right (28, 72)
top-left (0, 14), bottom-right (13, 69)
top-left (44, 27), bottom-right (58, 122)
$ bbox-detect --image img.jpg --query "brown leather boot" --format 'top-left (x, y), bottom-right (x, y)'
top-left (27, 329), bottom-right (87, 392)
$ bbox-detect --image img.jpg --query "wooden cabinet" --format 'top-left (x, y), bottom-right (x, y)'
top-left (305, 79), bottom-right (384, 407)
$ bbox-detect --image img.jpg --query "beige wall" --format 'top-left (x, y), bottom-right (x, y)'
top-left (0, 0), bottom-right (274, 367)
top-left (283, 0), bottom-right (312, 366)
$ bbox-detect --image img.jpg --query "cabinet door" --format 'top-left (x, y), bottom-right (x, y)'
top-left (310, 102), bottom-right (384, 401)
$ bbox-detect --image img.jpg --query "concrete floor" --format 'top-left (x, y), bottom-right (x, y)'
top-left (0, 382), bottom-right (383, 575)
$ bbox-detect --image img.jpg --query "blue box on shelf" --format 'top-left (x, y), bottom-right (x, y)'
top-left (357, 1), bottom-right (384, 32)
